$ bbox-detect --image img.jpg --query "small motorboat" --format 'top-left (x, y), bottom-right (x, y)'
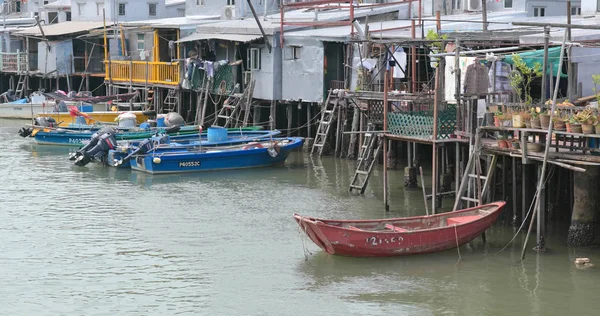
top-left (293, 201), bottom-right (506, 257)
top-left (128, 137), bottom-right (304, 174)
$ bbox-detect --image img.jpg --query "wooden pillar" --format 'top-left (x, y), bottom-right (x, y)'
top-left (287, 103), bottom-right (292, 137)
top-left (512, 157), bottom-right (518, 225)
top-left (567, 166), bottom-right (600, 246)
top-left (536, 165), bottom-right (547, 250)
top-left (383, 70), bottom-right (389, 211)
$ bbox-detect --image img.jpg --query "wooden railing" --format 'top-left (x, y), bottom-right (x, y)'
top-left (105, 60), bottom-right (180, 85)
top-left (0, 51), bottom-right (29, 73)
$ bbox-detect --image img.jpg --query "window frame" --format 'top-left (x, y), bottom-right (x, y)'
top-left (247, 48), bottom-right (261, 71)
top-left (148, 3), bottom-right (157, 17)
top-left (533, 6), bottom-right (546, 17)
top-left (504, 0), bottom-right (513, 9)
top-left (118, 3), bottom-right (126, 16)
top-left (78, 3), bottom-right (85, 16)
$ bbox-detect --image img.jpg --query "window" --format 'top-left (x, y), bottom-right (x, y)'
top-left (533, 7), bottom-right (545, 17)
top-left (452, 0), bottom-right (461, 10)
top-left (177, 8), bottom-right (185, 17)
top-left (78, 3), bottom-right (85, 16)
top-left (148, 3), bottom-right (157, 16)
top-left (504, 0), bottom-right (512, 9)
top-left (66, 12), bottom-right (71, 21)
top-left (571, 6), bottom-right (581, 16)
top-left (247, 48), bottom-right (261, 70)
top-left (119, 3), bottom-right (126, 16)
top-left (137, 34), bottom-right (145, 52)
top-left (284, 46), bottom-right (301, 60)
top-left (96, 3), bottom-right (104, 16)
top-left (196, 0), bottom-right (205, 5)
top-left (44, 1), bottom-right (49, 4)
top-left (227, 0), bottom-right (235, 5)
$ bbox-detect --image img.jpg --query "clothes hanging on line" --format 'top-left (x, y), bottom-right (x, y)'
top-left (488, 61), bottom-right (512, 93)
top-left (444, 56), bottom-right (476, 103)
top-left (464, 60), bottom-right (489, 96)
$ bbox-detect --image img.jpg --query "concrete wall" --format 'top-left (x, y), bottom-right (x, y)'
top-left (71, 0), bottom-right (168, 22)
top-left (281, 37), bottom-right (324, 103)
top-left (185, 0), bottom-right (278, 19)
top-left (526, 0), bottom-right (581, 16)
top-left (166, 1), bottom-right (185, 17)
top-left (572, 47), bottom-right (600, 97)
top-left (250, 40), bottom-right (275, 101)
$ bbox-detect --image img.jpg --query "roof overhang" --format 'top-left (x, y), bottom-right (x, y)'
top-left (176, 33), bottom-right (262, 43)
top-left (13, 21), bottom-right (106, 37)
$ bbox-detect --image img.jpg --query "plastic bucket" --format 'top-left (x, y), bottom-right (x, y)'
top-left (207, 126), bottom-right (227, 142)
top-left (157, 117), bottom-right (166, 127)
top-left (118, 118), bottom-right (136, 128)
top-left (79, 104), bottom-right (93, 112)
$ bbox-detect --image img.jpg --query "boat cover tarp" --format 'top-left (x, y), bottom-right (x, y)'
top-left (42, 92), bottom-right (139, 104)
top-left (8, 98), bottom-right (28, 104)
top-left (503, 47), bottom-right (566, 78)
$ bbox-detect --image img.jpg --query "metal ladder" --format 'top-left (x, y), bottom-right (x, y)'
top-left (348, 124), bottom-right (382, 194)
top-left (163, 89), bottom-right (178, 113)
top-left (311, 89), bottom-right (340, 156)
top-left (215, 80), bottom-right (256, 128)
top-left (452, 149), bottom-right (498, 212)
top-left (15, 74), bottom-right (27, 99)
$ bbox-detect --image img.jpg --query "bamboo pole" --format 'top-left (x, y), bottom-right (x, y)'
top-left (431, 65), bottom-right (440, 213)
top-left (521, 27), bottom-right (568, 261)
top-left (383, 69), bottom-right (389, 211)
top-left (541, 26), bottom-right (549, 102)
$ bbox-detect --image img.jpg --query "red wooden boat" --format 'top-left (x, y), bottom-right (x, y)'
top-left (293, 201), bottom-right (506, 257)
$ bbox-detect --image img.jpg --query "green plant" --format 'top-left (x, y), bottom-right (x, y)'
top-left (425, 29), bottom-right (448, 52)
top-left (508, 54), bottom-right (543, 105)
top-left (574, 109), bottom-right (596, 124)
top-left (592, 74), bottom-right (600, 105)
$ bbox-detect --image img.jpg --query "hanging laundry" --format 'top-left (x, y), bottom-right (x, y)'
top-left (386, 47), bottom-right (407, 79)
top-left (464, 60), bottom-right (489, 96)
top-left (488, 61), bottom-right (512, 93)
top-left (444, 56), bottom-right (476, 103)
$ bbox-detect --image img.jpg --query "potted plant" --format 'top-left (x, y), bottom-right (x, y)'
top-left (595, 114), bottom-right (600, 134)
top-left (508, 54), bottom-right (543, 106)
top-left (497, 135), bottom-right (509, 149)
top-left (530, 108), bottom-right (541, 129)
top-left (426, 29), bottom-right (448, 68)
top-left (517, 110), bottom-right (532, 128)
top-left (493, 110), bottom-right (503, 127)
top-left (539, 110), bottom-right (551, 129)
top-left (511, 139), bottom-right (521, 149)
top-left (552, 115), bottom-right (566, 131)
top-left (568, 115), bottom-right (583, 134)
top-left (575, 109), bottom-right (596, 134)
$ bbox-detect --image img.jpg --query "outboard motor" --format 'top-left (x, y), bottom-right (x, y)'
top-left (73, 130), bottom-right (118, 167)
top-left (69, 127), bottom-right (116, 166)
top-left (114, 134), bottom-right (170, 166)
top-left (18, 126), bottom-right (33, 138)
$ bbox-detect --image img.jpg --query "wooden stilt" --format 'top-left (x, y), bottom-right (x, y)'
top-left (512, 157), bottom-right (518, 225)
top-left (383, 70), bottom-right (389, 211)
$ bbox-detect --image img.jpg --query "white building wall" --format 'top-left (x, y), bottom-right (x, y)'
top-left (527, 0), bottom-right (581, 16)
top-left (70, 0), bottom-right (169, 22)
top-left (281, 38), bottom-right (324, 102)
top-left (166, 1), bottom-right (186, 17)
top-left (185, 0), bottom-right (278, 18)
top-left (582, 0), bottom-right (597, 14)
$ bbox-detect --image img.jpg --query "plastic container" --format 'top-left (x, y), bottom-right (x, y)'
top-left (117, 112), bottom-right (137, 128)
top-left (157, 116), bottom-right (166, 127)
top-left (79, 104), bottom-right (93, 112)
top-left (139, 122), bottom-right (150, 130)
top-left (207, 126), bottom-right (227, 143)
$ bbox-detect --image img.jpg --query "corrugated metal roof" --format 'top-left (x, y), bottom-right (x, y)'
top-left (13, 21), bottom-right (106, 37)
top-left (43, 0), bottom-right (71, 10)
top-left (176, 33), bottom-right (262, 43)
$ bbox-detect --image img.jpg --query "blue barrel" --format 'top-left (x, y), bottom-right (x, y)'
top-left (157, 117), bottom-right (166, 127)
top-left (79, 104), bottom-right (93, 112)
top-left (207, 126), bottom-right (227, 142)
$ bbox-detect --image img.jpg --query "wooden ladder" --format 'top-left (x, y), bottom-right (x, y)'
top-left (348, 124), bottom-right (382, 194)
top-left (311, 89), bottom-right (340, 156)
top-left (452, 149), bottom-right (498, 212)
top-left (15, 74), bottom-right (27, 99)
top-left (215, 81), bottom-right (254, 128)
top-left (163, 89), bottom-right (178, 113)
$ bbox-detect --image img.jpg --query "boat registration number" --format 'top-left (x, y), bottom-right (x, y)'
top-left (179, 161), bottom-right (201, 167)
top-left (68, 138), bottom-right (83, 144)
top-left (366, 236), bottom-right (403, 246)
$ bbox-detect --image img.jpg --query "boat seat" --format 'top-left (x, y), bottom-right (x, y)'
top-left (446, 215), bottom-right (482, 226)
top-left (385, 224), bottom-right (409, 232)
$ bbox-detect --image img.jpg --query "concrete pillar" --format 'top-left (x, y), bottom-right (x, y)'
top-left (567, 166), bottom-right (600, 246)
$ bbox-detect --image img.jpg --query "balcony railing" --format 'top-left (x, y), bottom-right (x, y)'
top-left (105, 60), bottom-right (180, 86)
top-left (0, 51), bottom-right (29, 73)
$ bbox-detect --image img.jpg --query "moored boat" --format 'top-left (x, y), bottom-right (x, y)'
top-left (293, 201), bottom-right (506, 257)
top-left (128, 137), bottom-right (304, 174)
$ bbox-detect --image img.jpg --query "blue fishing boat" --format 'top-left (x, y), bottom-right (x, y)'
top-left (127, 137), bottom-right (304, 174)
top-left (71, 127), bottom-right (282, 167)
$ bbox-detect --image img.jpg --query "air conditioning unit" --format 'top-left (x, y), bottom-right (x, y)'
top-left (467, 0), bottom-right (482, 11)
top-left (243, 71), bottom-right (252, 85)
top-left (221, 5), bottom-right (236, 20)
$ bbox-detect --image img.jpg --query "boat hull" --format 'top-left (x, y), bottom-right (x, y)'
top-left (294, 202), bottom-right (506, 257)
top-left (129, 137), bottom-right (304, 174)
top-left (0, 103), bottom-right (105, 120)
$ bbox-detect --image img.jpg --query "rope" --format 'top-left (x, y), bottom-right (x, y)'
top-left (494, 166), bottom-right (556, 255)
top-left (299, 224), bottom-right (312, 261)
top-left (454, 224), bottom-right (462, 263)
